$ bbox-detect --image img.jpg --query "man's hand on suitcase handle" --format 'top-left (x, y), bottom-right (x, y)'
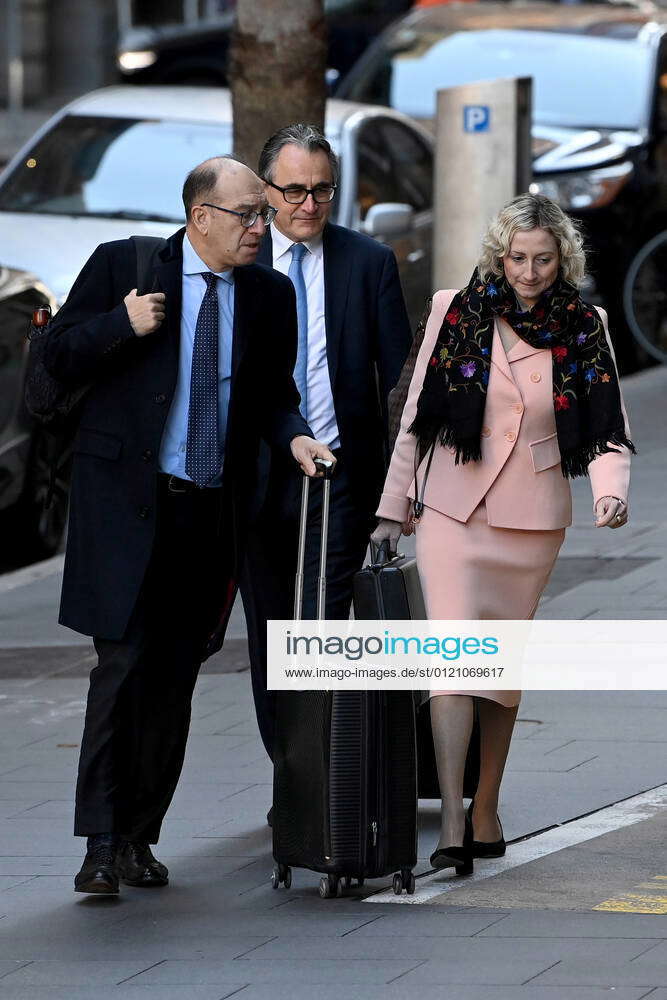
top-left (290, 436), bottom-right (337, 477)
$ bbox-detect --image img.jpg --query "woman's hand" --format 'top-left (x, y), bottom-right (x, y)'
top-left (370, 517), bottom-right (404, 554)
top-left (595, 496), bottom-right (628, 529)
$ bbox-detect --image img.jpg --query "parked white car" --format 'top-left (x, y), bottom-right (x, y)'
top-left (0, 86), bottom-right (434, 324)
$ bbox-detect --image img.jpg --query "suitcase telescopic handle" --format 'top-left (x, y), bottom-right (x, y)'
top-left (293, 458), bottom-right (335, 621)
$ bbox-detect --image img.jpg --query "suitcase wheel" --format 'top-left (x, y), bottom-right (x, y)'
top-left (318, 874), bottom-right (340, 899)
top-left (272, 864), bottom-right (292, 890)
top-left (342, 875), bottom-right (364, 892)
top-left (392, 869), bottom-right (416, 895)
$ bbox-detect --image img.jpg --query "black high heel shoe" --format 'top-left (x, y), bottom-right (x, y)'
top-left (429, 814), bottom-right (474, 876)
top-left (467, 799), bottom-right (506, 858)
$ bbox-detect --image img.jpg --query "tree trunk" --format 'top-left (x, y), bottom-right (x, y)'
top-left (230, 0), bottom-right (327, 171)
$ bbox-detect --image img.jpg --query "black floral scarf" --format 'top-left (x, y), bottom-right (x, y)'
top-left (409, 269), bottom-right (635, 478)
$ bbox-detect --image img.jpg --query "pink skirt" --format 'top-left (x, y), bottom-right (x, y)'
top-left (415, 500), bottom-right (565, 708)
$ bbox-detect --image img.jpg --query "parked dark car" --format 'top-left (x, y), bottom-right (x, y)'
top-left (0, 267), bottom-right (67, 560)
top-left (338, 0), bottom-right (667, 370)
top-left (117, 0), bottom-right (412, 90)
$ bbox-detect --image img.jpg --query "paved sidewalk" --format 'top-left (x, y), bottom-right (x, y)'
top-left (0, 365), bottom-right (665, 998)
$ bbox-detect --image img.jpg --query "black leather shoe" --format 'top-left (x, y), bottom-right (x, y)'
top-left (117, 841), bottom-right (168, 887)
top-left (467, 799), bottom-right (506, 858)
top-left (74, 836), bottom-right (120, 894)
top-left (267, 806), bottom-right (274, 828)
top-left (430, 815), bottom-right (473, 876)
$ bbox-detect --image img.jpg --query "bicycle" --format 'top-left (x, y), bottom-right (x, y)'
top-left (623, 229), bottom-right (667, 364)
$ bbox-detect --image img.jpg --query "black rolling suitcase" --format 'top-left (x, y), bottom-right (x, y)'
top-left (272, 463), bottom-right (418, 899)
top-left (353, 542), bottom-right (481, 802)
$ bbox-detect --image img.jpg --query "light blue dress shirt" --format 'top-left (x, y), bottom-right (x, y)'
top-left (158, 234), bottom-right (234, 486)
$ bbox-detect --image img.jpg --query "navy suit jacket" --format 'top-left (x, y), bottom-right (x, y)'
top-left (256, 222), bottom-right (412, 513)
top-left (44, 228), bottom-right (309, 645)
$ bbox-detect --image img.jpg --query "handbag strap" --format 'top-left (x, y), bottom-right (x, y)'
top-left (412, 440), bottom-right (436, 523)
top-left (131, 235), bottom-right (168, 295)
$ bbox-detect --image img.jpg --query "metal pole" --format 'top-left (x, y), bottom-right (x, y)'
top-left (116, 0), bottom-right (133, 36)
top-left (184, 0), bottom-right (199, 25)
top-left (316, 478), bottom-right (330, 621)
top-left (433, 77), bottom-right (532, 290)
top-left (293, 476), bottom-right (310, 621)
top-left (6, 0), bottom-right (23, 129)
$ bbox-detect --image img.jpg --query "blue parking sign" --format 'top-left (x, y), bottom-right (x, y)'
top-left (463, 106), bottom-right (491, 133)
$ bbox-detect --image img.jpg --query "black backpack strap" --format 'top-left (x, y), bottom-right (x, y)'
top-left (130, 235), bottom-right (168, 295)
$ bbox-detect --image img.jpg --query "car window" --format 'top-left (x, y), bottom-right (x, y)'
top-left (378, 118), bottom-right (432, 211)
top-left (345, 29), bottom-right (653, 130)
top-left (356, 117), bottom-right (432, 219)
top-left (0, 114), bottom-right (233, 220)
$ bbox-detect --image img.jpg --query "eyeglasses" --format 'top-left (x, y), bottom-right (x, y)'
top-left (200, 202), bottom-right (277, 228)
top-left (264, 180), bottom-right (337, 204)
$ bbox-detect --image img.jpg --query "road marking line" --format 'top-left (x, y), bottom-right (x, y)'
top-left (364, 784), bottom-right (667, 905)
top-left (594, 876), bottom-right (667, 914)
top-left (0, 555), bottom-right (64, 594)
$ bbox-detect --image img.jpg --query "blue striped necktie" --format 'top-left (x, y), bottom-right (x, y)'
top-left (185, 271), bottom-right (219, 487)
top-left (288, 242), bottom-right (308, 420)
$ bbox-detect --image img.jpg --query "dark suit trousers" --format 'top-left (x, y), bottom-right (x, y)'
top-left (74, 479), bottom-right (223, 843)
top-left (240, 453), bottom-right (375, 760)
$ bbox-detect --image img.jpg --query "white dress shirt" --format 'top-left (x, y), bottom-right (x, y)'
top-left (271, 225), bottom-right (340, 449)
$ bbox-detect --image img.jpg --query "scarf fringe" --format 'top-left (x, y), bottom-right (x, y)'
top-left (410, 416), bottom-right (635, 479)
top-left (408, 416), bottom-right (483, 465)
top-left (560, 430), bottom-right (636, 480)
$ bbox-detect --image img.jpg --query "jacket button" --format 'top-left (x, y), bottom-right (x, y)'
top-left (138, 506), bottom-right (151, 519)
top-left (481, 426), bottom-right (491, 438)
top-left (142, 449), bottom-right (153, 462)
top-left (530, 372), bottom-right (541, 383)
top-left (505, 431), bottom-right (517, 443)
top-left (513, 403), bottom-right (524, 414)
top-left (154, 392), bottom-right (166, 404)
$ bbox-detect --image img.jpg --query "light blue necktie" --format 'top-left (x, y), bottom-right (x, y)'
top-left (185, 272), bottom-right (219, 487)
top-left (288, 242), bottom-right (308, 420)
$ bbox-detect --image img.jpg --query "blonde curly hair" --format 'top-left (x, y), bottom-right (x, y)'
top-left (478, 193), bottom-right (586, 286)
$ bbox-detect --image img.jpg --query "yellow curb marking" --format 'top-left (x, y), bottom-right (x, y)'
top-left (594, 876), bottom-right (667, 914)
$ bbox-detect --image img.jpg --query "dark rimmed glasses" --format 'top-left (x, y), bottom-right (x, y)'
top-left (264, 180), bottom-right (337, 204)
top-left (200, 202), bottom-right (277, 228)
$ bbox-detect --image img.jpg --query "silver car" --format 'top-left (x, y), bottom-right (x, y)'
top-left (0, 86), bottom-right (434, 324)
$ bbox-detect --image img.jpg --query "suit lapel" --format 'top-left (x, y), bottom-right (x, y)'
top-left (506, 339), bottom-right (546, 363)
top-left (256, 230), bottom-right (273, 267)
top-left (152, 229), bottom-right (184, 381)
top-left (230, 265), bottom-right (256, 382)
top-left (323, 224), bottom-right (351, 390)
top-left (490, 321), bottom-right (515, 387)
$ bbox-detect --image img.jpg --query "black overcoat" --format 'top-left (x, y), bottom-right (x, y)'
top-left (44, 228), bottom-right (309, 648)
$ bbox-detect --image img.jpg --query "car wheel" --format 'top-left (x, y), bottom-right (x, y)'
top-left (10, 429), bottom-right (71, 561)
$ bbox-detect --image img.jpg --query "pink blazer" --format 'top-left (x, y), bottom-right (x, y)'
top-left (377, 289), bottom-right (632, 530)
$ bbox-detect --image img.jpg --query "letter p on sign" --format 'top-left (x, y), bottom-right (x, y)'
top-left (464, 105), bottom-right (491, 133)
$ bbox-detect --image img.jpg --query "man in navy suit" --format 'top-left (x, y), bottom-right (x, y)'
top-left (44, 156), bottom-right (334, 894)
top-left (240, 125), bottom-right (412, 769)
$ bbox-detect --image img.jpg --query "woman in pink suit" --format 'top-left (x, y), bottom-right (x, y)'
top-left (372, 194), bottom-right (634, 876)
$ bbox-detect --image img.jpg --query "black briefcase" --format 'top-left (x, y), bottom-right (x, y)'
top-left (352, 541), bottom-right (480, 801)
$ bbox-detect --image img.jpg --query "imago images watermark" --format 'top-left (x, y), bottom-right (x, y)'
top-left (267, 620), bottom-right (667, 691)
